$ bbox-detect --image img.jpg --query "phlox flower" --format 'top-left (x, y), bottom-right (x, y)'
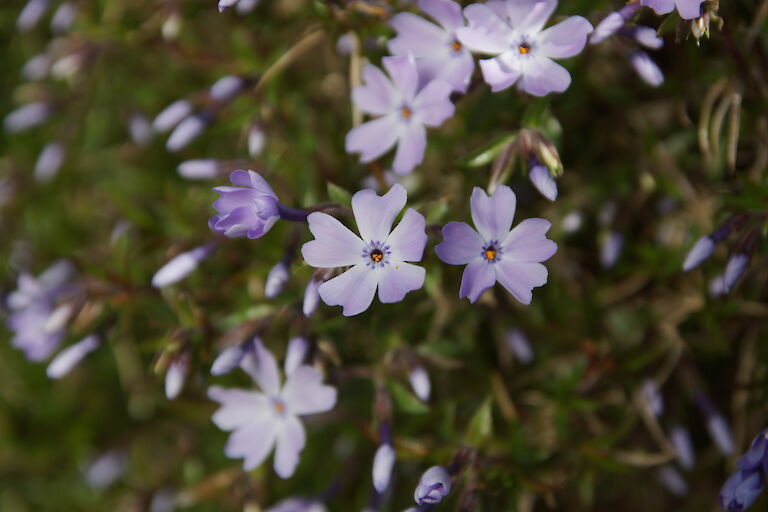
top-left (208, 340), bottom-right (337, 478)
top-left (346, 56), bottom-right (454, 175)
top-left (389, 0), bottom-right (475, 93)
top-left (456, 0), bottom-right (593, 95)
top-left (642, 0), bottom-right (706, 20)
top-left (301, 184), bottom-right (427, 316)
top-left (435, 185), bottom-right (557, 304)
top-left (209, 170), bottom-right (280, 239)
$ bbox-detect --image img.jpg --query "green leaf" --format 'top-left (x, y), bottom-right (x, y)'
top-left (327, 182), bottom-right (352, 208)
top-left (657, 13), bottom-right (679, 36)
top-left (521, 97), bottom-right (551, 128)
top-left (466, 397), bottom-right (493, 445)
top-left (388, 380), bottom-right (429, 415)
top-left (459, 133), bottom-right (517, 168)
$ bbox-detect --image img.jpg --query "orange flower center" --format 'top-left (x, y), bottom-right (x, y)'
top-left (401, 107), bottom-right (412, 119)
top-left (452, 41), bottom-right (462, 52)
top-left (518, 44), bottom-right (530, 54)
top-left (485, 249), bottom-right (497, 261)
top-left (274, 400), bottom-right (285, 413)
top-left (370, 249), bottom-right (384, 263)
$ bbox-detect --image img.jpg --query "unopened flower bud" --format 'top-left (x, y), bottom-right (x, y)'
top-left (682, 235), bottom-right (715, 271)
top-left (600, 231), bottom-right (624, 269)
top-left (50, 2), bottom-right (76, 33)
top-left (303, 278), bottom-right (321, 317)
top-left (657, 465), bottom-right (688, 497)
top-left (506, 328), bottom-right (533, 364)
top-left (17, 0), bottom-right (50, 32)
top-left (165, 353), bottom-right (189, 400)
top-left (632, 26), bottom-right (663, 49)
top-left (21, 54), bottom-right (50, 81)
top-left (641, 378), bottom-right (663, 417)
top-left (414, 466), bottom-right (451, 506)
top-left (372, 443), bottom-right (396, 493)
top-left (46, 334), bottom-right (100, 379)
top-left (284, 336), bottom-right (308, 375)
top-left (4, 102), bottom-right (50, 133)
top-left (408, 365), bottom-right (431, 402)
top-left (670, 426), bottom-right (695, 470)
top-left (529, 164), bottom-right (557, 201)
top-left (152, 100), bottom-right (192, 133)
top-left (210, 75), bottom-right (245, 102)
top-left (630, 52), bottom-right (664, 87)
top-left (236, 0), bottom-right (259, 14)
top-left (152, 243), bottom-right (216, 288)
top-left (167, 114), bottom-right (207, 152)
top-left (34, 141), bottom-right (65, 183)
top-left (707, 413), bottom-right (735, 456)
top-left (248, 123), bottom-right (266, 157)
top-left (178, 159), bottom-right (219, 180)
top-left (129, 114), bottom-right (153, 146)
top-left (265, 260), bottom-right (290, 298)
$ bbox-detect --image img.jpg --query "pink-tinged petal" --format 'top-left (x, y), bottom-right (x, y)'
top-left (419, 0), bottom-right (464, 31)
top-left (479, 58), bottom-right (521, 92)
top-left (502, 218), bottom-right (557, 262)
top-left (386, 208), bottom-right (428, 262)
top-left (318, 264), bottom-right (378, 316)
top-left (273, 416), bottom-right (306, 478)
top-left (302, 212), bottom-right (365, 268)
top-left (383, 56), bottom-right (419, 102)
top-left (352, 183), bottom-right (407, 242)
top-left (225, 418), bottom-right (278, 471)
top-left (641, 0), bottom-right (675, 15)
top-left (240, 340), bottom-right (282, 395)
top-left (494, 261), bottom-right (548, 305)
top-left (353, 65), bottom-right (399, 115)
top-left (208, 386), bottom-right (270, 430)
top-left (435, 222), bottom-right (484, 265)
top-left (412, 80), bottom-right (455, 127)
top-left (345, 115), bottom-right (401, 163)
top-left (377, 261), bottom-right (426, 303)
top-left (456, 4), bottom-right (511, 54)
top-left (389, 12), bottom-right (448, 57)
top-left (517, 56), bottom-right (571, 96)
top-left (676, 0), bottom-right (705, 19)
top-left (459, 259), bottom-right (496, 302)
top-left (470, 185), bottom-right (516, 242)
top-left (537, 16), bottom-right (593, 58)
top-left (281, 366), bottom-right (338, 415)
top-left (514, 0), bottom-right (556, 33)
top-left (392, 122), bottom-right (427, 175)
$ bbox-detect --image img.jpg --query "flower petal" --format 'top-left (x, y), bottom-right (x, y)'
top-left (383, 56), bottom-right (419, 103)
top-left (281, 365), bottom-right (338, 415)
top-left (353, 65), bottom-right (399, 115)
top-left (377, 261), bottom-right (426, 303)
top-left (273, 415), bottom-right (306, 478)
top-left (456, 4), bottom-right (511, 54)
top-left (225, 418), bottom-right (278, 471)
top-left (412, 80), bottom-right (455, 127)
top-left (302, 212), bottom-right (366, 268)
top-left (494, 261), bottom-right (548, 305)
top-left (208, 386), bottom-right (270, 430)
top-left (641, 0), bottom-right (675, 15)
top-left (346, 114), bottom-right (401, 163)
top-left (470, 185), bottom-right (516, 242)
top-left (514, 0), bottom-right (556, 33)
top-left (352, 183), bottom-right (407, 242)
top-left (517, 56), bottom-right (572, 96)
top-left (420, 0), bottom-right (464, 31)
top-left (386, 208), bottom-right (428, 262)
top-left (479, 58), bottom-right (521, 92)
top-left (435, 222), bottom-right (484, 265)
top-left (537, 16), bottom-right (593, 59)
top-left (240, 340), bottom-right (282, 395)
top-left (502, 218), bottom-right (557, 262)
top-left (389, 12), bottom-right (448, 57)
top-left (459, 259), bottom-right (496, 302)
top-left (318, 264), bottom-right (378, 316)
top-left (393, 122), bottom-right (427, 175)
top-left (676, 0), bottom-right (705, 19)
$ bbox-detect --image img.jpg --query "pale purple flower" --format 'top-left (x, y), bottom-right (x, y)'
top-left (641, 0), bottom-right (706, 20)
top-left (683, 235), bottom-right (715, 271)
top-left (167, 114), bottom-right (207, 152)
top-left (506, 327), bottom-right (533, 364)
top-left (178, 159), bottom-right (219, 180)
top-left (265, 260), bottom-right (290, 298)
top-left (414, 466), bottom-right (451, 505)
top-left (46, 334), bottom-right (100, 379)
top-left (266, 498), bottom-right (327, 512)
top-left (165, 353), bottom-right (189, 400)
top-left (435, 185), bottom-right (556, 304)
top-left (210, 75), bottom-right (245, 101)
top-left (346, 56), bottom-right (454, 175)
top-left (388, 0), bottom-right (475, 93)
top-left (4, 102), bottom-right (50, 133)
top-left (456, 0), bottom-right (593, 95)
top-left (152, 100), bottom-right (192, 133)
top-left (738, 430), bottom-right (768, 473)
top-left (301, 184), bottom-right (428, 316)
top-left (657, 465), bottom-right (688, 497)
top-left (529, 164), bottom-right (557, 201)
top-left (209, 170), bottom-right (280, 238)
top-left (373, 443), bottom-right (396, 493)
top-left (51, 2), bottom-right (76, 33)
top-left (248, 123), bottom-right (266, 157)
top-left (719, 470), bottom-right (765, 511)
top-left (600, 230), bottom-right (623, 269)
top-left (208, 340), bottom-right (337, 477)
top-left (303, 277), bottom-right (322, 317)
top-left (17, 0), bottom-right (50, 32)
top-left (152, 243), bottom-right (216, 288)
top-left (630, 52), bottom-right (664, 87)
top-left (21, 54), bottom-right (51, 81)
top-left (409, 365), bottom-right (431, 402)
top-left (34, 141), bottom-right (65, 183)
top-left (670, 426), bottom-right (695, 470)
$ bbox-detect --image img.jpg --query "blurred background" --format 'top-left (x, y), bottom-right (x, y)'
top-left (1, 0), bottom-right (767, 510)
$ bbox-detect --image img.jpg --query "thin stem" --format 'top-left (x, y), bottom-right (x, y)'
top-left (253, 28), bottom-right (326, 97)
top-left (277, 203), bottom-right (310, 222)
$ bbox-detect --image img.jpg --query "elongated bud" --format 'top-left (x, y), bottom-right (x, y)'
top-left (46, 334), bottom-right (100, 379)
top-left (506, 328), bottom-right (533, 364)
top-left (590, 12), bottom-right (625, 45)
top-left (4, 102), bottom-right (50, 133)
top-left (152, 242), bottom-right (216, 288)
top-left (265, 260), bottom-right (290, 298)
top-left (248, 123), bottom-right (266, 157)
top-left (50, 2), bottom-right (76, 33)
top-left (707, 413), bottom-right (735, 456)
top-left (129, 114), bottom-right (153, 146)
top-left (284, 336), bottom-right (309, 375)
top-left (528, 164), bottom-right (557, 201)
top-left (152, 100), bottom-right (192, 133)
top-left (669, 426), bottom-right (695, 470)
top-left (600, 230), bottom-right (624, 269)
top-left (211, 344), bottom-right (246, 376)
top-left (210, 75), bottom-right (245, 102)
top-left (641, 378), bottom-right (663, 417)
top-left (408, 365), bottom-right (431, 402)
top-left (165, 353), bottom-right (189, 400)
top-left (22, 54), bottom-right (51, 81)
top-left (34, 142), bottom-right (65, 183)
top-left (303, 278), bottom-right (321, 317)
top-left (44, 302), bottom-right (74, 333)
top-left (177, 159), bottom-right (219, 180)
top-left (723, 254), bottom-right (748, 292)
top-left (657, 465), bottom-right (688, 497)
top-left (167, 114), bottom-right (208, 152)
top-left (414, 466), bottom-right (451, 506)
top-left (630, 52), bottom-right (664, 87)
top-left (85, 450), bottom-right (126, 490)
top-left (372, 443), bottom-right (396, 493)
top-left (17, 0), bottom-right (50, 32)
top-left (235, 0), bottom-right (259, 13)
top-left (682, 235), bottom-right (715, 271)
top-left (632, 26), bottom-right (663, 49)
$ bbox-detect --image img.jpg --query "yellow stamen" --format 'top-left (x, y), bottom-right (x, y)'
top-left (485, 249), bottom-right (497, 261)
top-left (452, 41), bottom-right (462, 52)
top-left (518, 44), bottom-right (530, 54)
top-left (401, 107), bottom-right (412, 119)
top-left (371, 250), bottom-right (384, 263)
top-left (274, 401), bottom-right (285, 413)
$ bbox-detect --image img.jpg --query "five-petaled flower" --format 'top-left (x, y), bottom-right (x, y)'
top-left (641, 0), bottom-right (706, 20)
top-left (208, 340), bottom-right (337, 478)
top-left (388, 0), bottom-right (475, 94)
top-left (209, 170), bottom-right (280, 239)
top-left (435, 185), bottom-right (557, 304)
top-left (346, 56), bottom-right (455, 175)
top-left (301, 183), bottom-right (428, 316)
top-left (455, 0), bottom-right (593, 96)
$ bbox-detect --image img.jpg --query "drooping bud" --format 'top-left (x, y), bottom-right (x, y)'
top-left (372, 443), bottom-right (396, 493)
top-left (303, 278), bottom-right (321, 317)
top-left (682, 235), bottom-right (715, 271)
top-left (528, 164), bottom-right (557, 201)
top-left (414, 466), bottom-right (451, 506)
top-left (177, 159), bottom-right (219, 180)
top-left (152, 242), bottom-right (217, 288)
top-left (506, 328), bottom-right (533, 364)
top-left (630, 52), bottom-right (664, 87)
top-left (46, 334), bottom-right (100, 379)
top-left (265, 260), bottom-right (290, 298)
top-left (669, 426), bottom-right (695, 470)
top-left (284, 336), bottom-right (309, 375)
top-left (166, 113), bottom-right (209, 152)
top-left (408, 365), bottom-right (431, 402)
top-left (152, 100), bottom-right (192, 133)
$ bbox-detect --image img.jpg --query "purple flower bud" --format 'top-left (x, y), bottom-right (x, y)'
top-left (683, 235), bottom-right (715, 271)
top-left (50, 2), bottom-right (76, 33)
top-left (633, 26), bottom-right (664, 49)
top-left (600, 231), bottom-right (624, 269)
top-left (265, 260), bottom-right (290, 299)
top-left (152, 243), bottom-right (216, 288)
top-left (17, 0), bottom-right (50, 32)
top-left (657, 465), bottom-right (688, 497)
top-left (4, 102), bottom-right (50, 133)
top-left (85, 450), bottom-right (126, 490)
top-left (336, 33), bottom-right (356, 56)
top-left (529, 165), bottom-right (558, 201)
top-left (248, 123), bottom-right (266, 157)
top-left (372, 443), bottom-right (396, 493)
top-left (562, 211), bottom-right (583, 234)
top-left (129, 114), bottom-right (153, 146)
top-left (408, 365), bottom-right (431, 402)
top-left (46, 334), bottom-right (100, 379)
top-left (414, 466), bottom-right (451, 506)
top-left (506, 328), bottom-right (533, 364)
top-left (709, 273), bottom-right (727, 297)
top-left (236, 0), bottom-right (259, 14)
top-left (210, 75), bottom-right (245, 102)
top-left (737, 430), bottom-right (768, 472)
top-left (34, 141), bottom-right (65, 183)
top-left (43, 302), bottom-right (73, 334)
top-left (669, 426), bottom-right (695, 470)
top-left (630, 52), bottom-right (664, 87)
top-left (303, 278), bottom-right (321, 317)
top-left (641, 378), bottom-right (663, 417)
top-left (284, 336), bottom-right (308, 376)
top-left (209, 170), bottom-right (280, 238)
top-left (21, 54), bottom-right (50, 81)
top-left (719, 470), bottom-right (765, 511)
top-left (218, 0), bottom-right (239, 11)
top-left (723, 253), bottom-right (749, 292)
top-left (178, 159), bottom-right (219, 180)
top-left (167, 114), bottom-right (207, 152)
top-left (708, 414), bottom-right (735, 456)
top-left (211, 344), bottom-right (246, 376)
top-left (152, 100), bottom-right (192, 133)
top-left (590, 12), bottom-right (625, 45)
top-left (165, 354), bottom-right (188, 400)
